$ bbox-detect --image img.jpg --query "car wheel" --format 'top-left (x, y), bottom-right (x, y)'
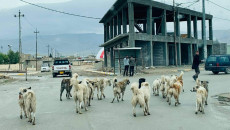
top-left (225, 67), bottom-right (230, 74)
top-left (53, 74), bottom-right (56, 78)
top-left (212, 71), bottom-right (219, 75)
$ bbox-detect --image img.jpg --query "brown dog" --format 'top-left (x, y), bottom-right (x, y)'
top-left (60, 78), bottom-right (72, 101)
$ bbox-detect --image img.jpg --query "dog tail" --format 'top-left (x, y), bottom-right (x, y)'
top-left (177, 71), bottom-right (184, 81)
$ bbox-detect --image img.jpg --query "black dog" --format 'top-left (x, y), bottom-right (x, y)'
top-left (60, 79), bottom-right (72, 101)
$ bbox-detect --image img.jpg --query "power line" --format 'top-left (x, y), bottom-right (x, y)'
top-left (185, 0), bottom-right (200, 8)
top-left (19, 0), bottom-right (101, 20)
top-left (213, 17), bottom-right (230, 22)
top-left (23, 16), bottom-right (36, 29)
top-left (207, 0), bottom-right (230, 12)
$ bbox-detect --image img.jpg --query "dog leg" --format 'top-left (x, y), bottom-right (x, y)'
top-left (133, 105), bottom-right (137, 117)
top-left (20, 106), bottom-right (23, 119)
top-left (84, 99), bottom-right (88, 111)
top-left (79, 102), bottom-right (82, 114)
top-left (146, 101), bottom-right (150, 115)
top-left (60, 87), bottom-right (64, 101)
top-left (32, 113), bottom-right (35, 125)
top-left (23, 105), bottom-right (27, 118)
top-left (122, 92), bottom-right (124, 101)
top-left (195, 101), bottom-right (198, 114)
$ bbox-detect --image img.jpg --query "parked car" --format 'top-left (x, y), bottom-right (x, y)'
top-left (52, 59), bottom-right (72, 78)
top-left (205, 55), bottom-right (230, 74)
top-left (41, 63), bottom-right (50, 72)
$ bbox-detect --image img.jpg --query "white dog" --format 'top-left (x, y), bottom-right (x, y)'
top-left (71, 73), bottom-right (89, 114)
top-left (20, 87), bottom-right (36, 125)
top-left (195, 86), bottom-right (207, 114)
top-left (153, 78), bottom-right (161, 96)
top-left (131, 82), bottom-right (151, 117)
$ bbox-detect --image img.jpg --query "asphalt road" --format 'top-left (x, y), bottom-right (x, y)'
top-left (0, 70), bottom-right (230, 130)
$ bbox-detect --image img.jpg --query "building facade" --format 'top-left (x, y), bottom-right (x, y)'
top-left (99, 0), bottom-right (213, 68)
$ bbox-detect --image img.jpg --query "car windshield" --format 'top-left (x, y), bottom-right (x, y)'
top-left (218, 56), bottom-right (230, 62)
top-left (207, 56), bottom-right (216, 62)
top-left (54, 60), bottom-right (69, 65)
top-left (42, 63), bottom-right (49, 67)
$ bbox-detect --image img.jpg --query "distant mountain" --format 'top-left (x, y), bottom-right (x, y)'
top-left (0, 33), bottom-right (103, 56)
top-left (0, 29), bottom-right (229, 56)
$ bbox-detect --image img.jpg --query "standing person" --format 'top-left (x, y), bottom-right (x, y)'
top-left (123, 56), bottom-right (129, 76)
top-left (129, 56), bottom-right (135, 76)
top-left (192, 51), bottom-right (201, 81)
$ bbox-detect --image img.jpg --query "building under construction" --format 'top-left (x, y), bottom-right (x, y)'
top-left (99, 0), bottom-right (213, 73)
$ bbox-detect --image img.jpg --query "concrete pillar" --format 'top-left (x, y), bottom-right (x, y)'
top-left (152, 19), bottom-right (155, 35)
top-left (147, 6), bottom-right (153, 66)
top-left (176, 11), bottom-right (180, 36)
top-left (104, 48), bottom-right (107, 67)
top-left (209, 19), bottom-right (213, 40)
top-left (188, 44), bottom-right (193, 64)
top-left (177, 42), bottom-right (181, 65)
top-left (114, 17), bottom-right (117, 37)
top-left (110, 47), bottom-right (114, 67)
top-left (147, 6), bottom-right (152, 35)
top-left (161, 10), bottom-right (167, 36)
top-left (106, 23), bottom-right (110, 41)
top-left (122, 8), bottom-right (127, 34)
top-left (193, 16), bottom-right (198, 39)
top-left (118, 13), bottom-right (122, 35)
top-left (187, 15), bottom-right (192, 38)
top-left (128, 2), bottom-right (135, 47)
top-left (110, 20), bottom-right (114, 39)
top-left (164, 42), bottom-right (169, 66)
top-left (104, 24), bottom-right (106, 42)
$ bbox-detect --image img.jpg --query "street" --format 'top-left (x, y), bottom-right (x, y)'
top-left (0, 70), bottom-right (230, 130)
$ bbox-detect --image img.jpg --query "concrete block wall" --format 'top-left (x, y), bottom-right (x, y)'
top-left (135, 41), bottom-right (151, 67)
top-left (153, 42), bottom-right (165, 66)
top-left (213, 43), bottom-right (227, 55)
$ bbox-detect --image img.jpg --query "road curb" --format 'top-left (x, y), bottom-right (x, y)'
top-left (85, 70), bottom-right (116, 76)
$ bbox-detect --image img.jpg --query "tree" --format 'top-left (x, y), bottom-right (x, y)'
top-left (0, 53), bottom-right (9, 64)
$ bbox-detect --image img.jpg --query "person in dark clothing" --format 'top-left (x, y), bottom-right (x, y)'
top-left (129, 56), bottom-right (135, 76)
top-left (123, 56), bottom-right (129, 76)
top-left (192, 51), bottom-right (201, 81)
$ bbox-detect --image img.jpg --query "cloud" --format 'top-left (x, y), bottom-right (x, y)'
top-left (0, 0), bottom-right (71, 11)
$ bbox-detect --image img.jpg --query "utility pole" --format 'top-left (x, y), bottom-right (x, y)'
top-left (47, 45), bottom-right (50, 58)
top-left (173, 0), bottom-right (178, 66)
top-left (1, 46), bottom-right (3, 53)
top-left (202, 0), bottom-right (207, 60)
top-left (8, 45), bottom-right (12, 71)
top-left (34, 28), bottom-right (39, 71)
top-left (14, 10), bottom-right (24, 71)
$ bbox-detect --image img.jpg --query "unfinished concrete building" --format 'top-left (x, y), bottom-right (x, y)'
top-left (99, 0), bottom-right (213, 72)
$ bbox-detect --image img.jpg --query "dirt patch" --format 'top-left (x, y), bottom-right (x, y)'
top-left (72, 65), bottom-right (108, 77)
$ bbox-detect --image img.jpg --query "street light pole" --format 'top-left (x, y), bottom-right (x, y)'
top-left (14, 10), bottom-right (24, 71)
top-left (34, 28), bottom-right (39, 71)
top-left (202, 0), bottom-right (207, 60)
top-left (173, 0), bottom-right (178, 66)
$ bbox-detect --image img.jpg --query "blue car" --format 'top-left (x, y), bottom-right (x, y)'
top-left (205, 55), bottom-right (230, 74)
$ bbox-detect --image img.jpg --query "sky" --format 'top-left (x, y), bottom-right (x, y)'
top-left (0, 0), bottom-right (230, 38)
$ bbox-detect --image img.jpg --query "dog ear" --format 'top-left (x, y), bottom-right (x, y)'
top-left (23, 89), bottom-right (27, 93)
